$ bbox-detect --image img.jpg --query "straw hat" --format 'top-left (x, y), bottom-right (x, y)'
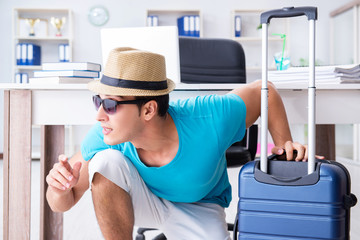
top-left (88, 47), bottom-right (176, 96)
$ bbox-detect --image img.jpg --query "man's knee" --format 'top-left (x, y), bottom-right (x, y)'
top-left (89, 149), bottom-right (133, 193)
top-left (91, 172), bottom-right (131, 206)
top-left (91, 172), bottom-right (111, 190)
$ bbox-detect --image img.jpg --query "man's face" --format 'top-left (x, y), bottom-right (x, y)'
top-left (95, 94), bottom-right (143, 145)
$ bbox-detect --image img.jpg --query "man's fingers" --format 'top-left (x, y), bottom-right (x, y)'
top-left (59, 154), bottom-right (72, 171)
top-left (47, 169), bottom-right (70, 190)
top-left (57, 163), bottom-right (74, 182)
top-left (271, 146), bottom-right (284, 155)
top-left (292, 142), bottom-right (306, 161)
top-left (284, 141), bottom-right (294, 161)
top-left (72, 162), bottom-right (82, 180)
top-left (46, 175), bottom-right (67, 191)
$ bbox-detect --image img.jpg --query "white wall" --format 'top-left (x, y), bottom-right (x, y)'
top-left (0, 0), bottom-right (348, 152)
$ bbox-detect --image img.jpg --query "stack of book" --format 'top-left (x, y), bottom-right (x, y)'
top-left (29, 62), bottom-right (101, 84)
top-left (268, 64), bottom-right (360, 84)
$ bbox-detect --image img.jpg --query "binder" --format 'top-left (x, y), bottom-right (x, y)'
top-left (184, 16), bottom-right (190, 36)
top-left (147, 16), bottom-right (152, 26)
top-left (189, 15), bottom-right (195, 37)
top-left (21, 43), bottom-right (27, 65)
top-left (177, 16), bottom-right (190, 37)
top-left (59, 44), bottom-right (69, 62)
top-left (235, 15), bottom-right (241, 37)
top-left (15, 73), bottom-right (21, 83)
top-left (152, 16), bottom-right (158, 27)
top-left (16, 43), bottom-right (21, 65)
top-left (177, 16), bottom-right (184, 36)
top-left (27, 44), bottom-right (41, 65)
top-left (15, 73), bottom-right (29, 84)
top-left (64, 44), bottom-right (70, 62)
top-left (21, 73), bottom-right (29, 83)
top-left (147, 15), bottom-right (159, 27)
top-left (195, 15), bottom-right (200, 37)
top-left (59, 44), bottom-right (65, 62)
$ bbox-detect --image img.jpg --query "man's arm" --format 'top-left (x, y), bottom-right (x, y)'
top-left (46, 150), bottom-right (90, 212)
top-left (229, 80), bottom-right (306, 161)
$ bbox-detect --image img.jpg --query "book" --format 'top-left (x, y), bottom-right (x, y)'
top-left (42, 62), bottom-right (101, 71)
top-left (29, 76), bottom-right (94, 84)
top-left (33, 70), bottom-right (100, 78)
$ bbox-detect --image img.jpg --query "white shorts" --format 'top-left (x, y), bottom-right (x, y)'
top-left (88, 149), bottom-right (230, 240)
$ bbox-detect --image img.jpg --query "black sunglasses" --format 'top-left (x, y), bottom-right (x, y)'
top-left (92, 95), bottom-right (145, 114)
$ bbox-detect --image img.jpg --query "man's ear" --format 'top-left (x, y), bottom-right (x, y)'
top-left (142, 100), bottom-right (157, 121)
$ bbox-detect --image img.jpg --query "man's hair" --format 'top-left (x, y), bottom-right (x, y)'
top-left (135, 94), bottom-right (170, 118)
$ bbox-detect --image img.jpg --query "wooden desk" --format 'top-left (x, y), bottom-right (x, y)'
top-left (1, 82), bottom-right (360, 239)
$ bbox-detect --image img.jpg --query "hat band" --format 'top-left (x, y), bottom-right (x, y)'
top-left (101, 75), bottom-right (168, 90)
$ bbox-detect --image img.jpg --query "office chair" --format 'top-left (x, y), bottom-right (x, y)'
top-left (136, 37), bottom-right (258, 240)
top-left (179, 37), bottom-right (257, 166)
top-left (179, 37), bottom-right (246, 84)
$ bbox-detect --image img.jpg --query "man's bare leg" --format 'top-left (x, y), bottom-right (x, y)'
top-left (91, 172), bottom-right (134, 240)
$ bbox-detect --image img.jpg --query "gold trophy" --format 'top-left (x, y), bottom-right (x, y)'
top-left (25, 18), bottom-right (40, 36)
top-left (50, 17), bottom-right (66, 37)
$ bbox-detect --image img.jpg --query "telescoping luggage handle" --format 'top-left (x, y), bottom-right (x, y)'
top-left (260, 7), bottom-right (318, 174)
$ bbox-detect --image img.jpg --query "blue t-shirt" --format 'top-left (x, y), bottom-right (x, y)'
top-left (81, 93), bottom-right (246, 207)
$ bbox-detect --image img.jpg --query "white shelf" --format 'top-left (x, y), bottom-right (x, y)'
top-left (232, 9), bottom-right (290, 73)
top-left (233, 37), bottom-right (283, 42)
top-left (13, 8), bottom-right (73, 83)
top-left (15, 36), bottom-right (71, 41)
top-left (146, 9), bottom-right (203, 37)
top-left (15, 65), bottom-right (42, 70)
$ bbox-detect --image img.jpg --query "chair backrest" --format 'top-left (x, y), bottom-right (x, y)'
top-left (179, 37), bottom-right (246, 83)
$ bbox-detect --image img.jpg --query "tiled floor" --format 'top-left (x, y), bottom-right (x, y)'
top-left (0, 160), bottom-right (239, 239)
top-left (1, 159), bottom-right (358, 239)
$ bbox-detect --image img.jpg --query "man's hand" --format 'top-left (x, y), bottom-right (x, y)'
top-left (46, 154), bottom-right (82, 192)
top-left (271, 140), bottom-right (325, 161)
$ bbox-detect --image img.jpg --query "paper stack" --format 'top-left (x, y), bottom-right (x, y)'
top-left (29, 62), bottom-right (101, 84)
top-left (268, 64), bottom-right (360, 84)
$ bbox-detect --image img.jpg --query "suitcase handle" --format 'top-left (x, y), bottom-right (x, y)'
top-left (261, 6), bottom-right (317, 24)
top-left (260, 6), bottom-right (317, 174)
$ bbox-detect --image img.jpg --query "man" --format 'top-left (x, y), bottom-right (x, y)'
top-left (46, 47), bottom-right (309, 239)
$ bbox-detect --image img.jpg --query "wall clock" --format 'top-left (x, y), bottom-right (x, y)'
top-left (88, 6), bottom-right (109, 26)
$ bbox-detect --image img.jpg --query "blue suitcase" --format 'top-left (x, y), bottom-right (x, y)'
top-left (234, 7), bottom-right (357, 240)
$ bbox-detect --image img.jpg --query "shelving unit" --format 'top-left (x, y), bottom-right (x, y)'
top-left (231, 9), bottom-right (290, 81)
top-left (146, 9), bottom-right (203, 37)
top-left (13, 8), bottom-right (73, 83)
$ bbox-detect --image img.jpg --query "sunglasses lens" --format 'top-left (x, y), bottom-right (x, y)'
top-left (103, 99), bottom-right (117, 114)
top-left (93, 95), bottom-right (101, 110)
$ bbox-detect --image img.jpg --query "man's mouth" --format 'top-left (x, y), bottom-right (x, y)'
top-left (102, 126), bottom-right (112, 135)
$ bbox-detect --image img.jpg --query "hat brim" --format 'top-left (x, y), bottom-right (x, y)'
top-left (87, 78), bottom-right (176, 96)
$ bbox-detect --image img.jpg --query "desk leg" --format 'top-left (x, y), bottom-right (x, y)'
top-left (40, 125), bottom-right (64, 240)
top-left (316, 124), bottom-right (336, 160)
top-left (3, 90), bottom-right (32, 240)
